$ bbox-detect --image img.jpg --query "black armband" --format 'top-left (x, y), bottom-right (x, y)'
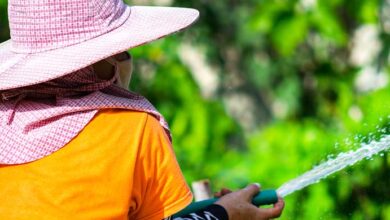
top-left (171, 204), bottom-right (229, 220)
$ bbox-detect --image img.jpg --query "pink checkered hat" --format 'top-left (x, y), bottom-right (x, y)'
top-left (0, 0), bottom-right (199, 90)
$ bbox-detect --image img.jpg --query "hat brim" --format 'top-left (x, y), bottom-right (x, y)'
top-left (0, 6), bottom-right (199, 90)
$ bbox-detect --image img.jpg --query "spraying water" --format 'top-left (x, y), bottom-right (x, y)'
top-left (277, 134), bottom-right (390, 197)
top-left (173, 133), bottom-right (390, 218)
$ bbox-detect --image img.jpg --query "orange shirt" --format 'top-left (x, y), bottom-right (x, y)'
top-left (0, 109), bottom-right (192, 220)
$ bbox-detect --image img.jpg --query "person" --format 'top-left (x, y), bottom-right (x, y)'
top-left (0, 0), bottom-right (284, 219)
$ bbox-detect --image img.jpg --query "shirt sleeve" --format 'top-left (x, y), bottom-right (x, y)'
top-left (129, 114), bottom-right (193, 220)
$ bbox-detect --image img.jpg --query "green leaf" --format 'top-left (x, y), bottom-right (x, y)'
top-left (271, 14), bottom-right (308, 56)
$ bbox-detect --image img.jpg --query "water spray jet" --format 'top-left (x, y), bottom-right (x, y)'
top-left (173, 134), bottom-right (390, 217)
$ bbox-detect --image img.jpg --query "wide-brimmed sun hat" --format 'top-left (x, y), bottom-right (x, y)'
top-left (0, 0), bottom-right (199, 90)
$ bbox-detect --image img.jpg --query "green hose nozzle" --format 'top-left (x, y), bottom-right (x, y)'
top-left (173, 189), bottom-right (278, 218)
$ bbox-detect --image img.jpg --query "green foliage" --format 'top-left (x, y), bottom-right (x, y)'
top-left (0, 0), bottom-right (8, 42)
top-left (1, 0), bottom-right (389, 219)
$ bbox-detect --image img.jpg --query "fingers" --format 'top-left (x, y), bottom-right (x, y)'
top-left (214, 188), bottom-right (235, 197)
top-left (240, 183), bottom-right (261, 201)
top-left (214, 188), bottom-right (230, 197)
top-left (220, 188), bottom-right (233, 195)
top-left (258, 197), bottom-right (285, 219)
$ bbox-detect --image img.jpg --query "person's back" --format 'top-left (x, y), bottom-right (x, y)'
top-left (0, 110), bottom-right (192, 220)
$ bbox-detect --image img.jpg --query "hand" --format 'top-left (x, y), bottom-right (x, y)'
top-left (215, 184), bottom-right (285, 220)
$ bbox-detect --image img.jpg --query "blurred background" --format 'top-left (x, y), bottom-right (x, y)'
top-left (1, 0), bottom-right (390, 219)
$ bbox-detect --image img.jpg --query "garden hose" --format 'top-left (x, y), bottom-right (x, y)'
top-left (173, 189), bottom-right (278, 218)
